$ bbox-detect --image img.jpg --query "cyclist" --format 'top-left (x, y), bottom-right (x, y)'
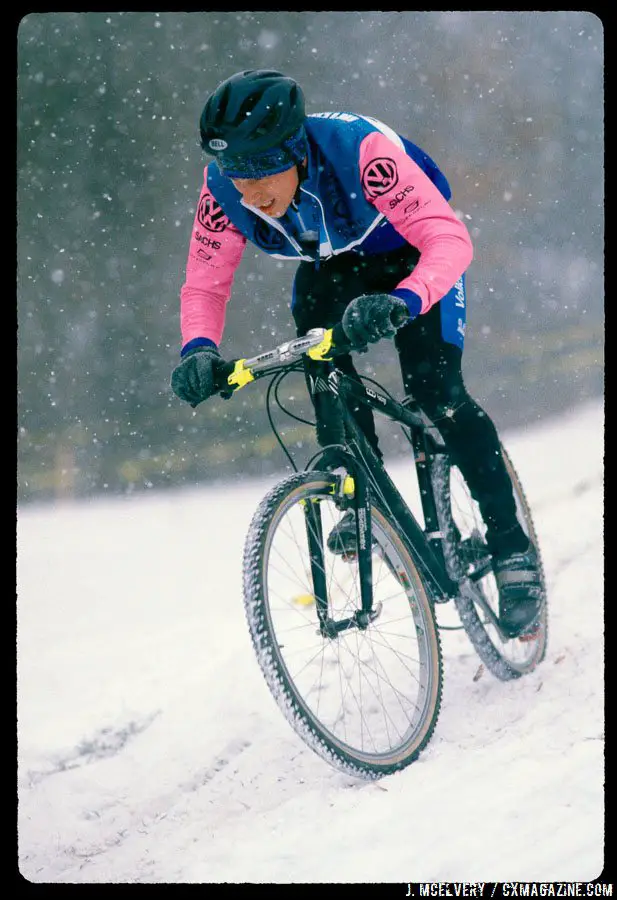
top-left (171, 69), bottom-right (543, 639)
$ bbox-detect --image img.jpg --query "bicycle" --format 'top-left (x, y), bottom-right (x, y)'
top-left (209, 324), bottom-right (548, 780)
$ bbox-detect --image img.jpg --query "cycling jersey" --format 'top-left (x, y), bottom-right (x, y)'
top-left (179, 112), bottom-right (473, 351)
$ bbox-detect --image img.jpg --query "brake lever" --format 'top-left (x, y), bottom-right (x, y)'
top-left (215, 359), bottom-right (238, 398)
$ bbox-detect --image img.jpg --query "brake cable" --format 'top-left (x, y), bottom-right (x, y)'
top-left (263, 362), bottom-right (407, 473)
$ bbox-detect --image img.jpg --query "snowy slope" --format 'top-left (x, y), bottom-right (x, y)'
top-left (17, 399), bottom-right (604, 883)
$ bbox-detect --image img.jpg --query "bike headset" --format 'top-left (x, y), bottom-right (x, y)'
top-left (199, 69), bottom-right (309, 191)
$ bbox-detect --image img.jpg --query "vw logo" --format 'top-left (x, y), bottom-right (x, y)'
top-left (197, 194), bottom-right (229, 232)
top-left (361, 157), bottom-right (399, 198)
top-left (253, 218), bottom-right (286, 252)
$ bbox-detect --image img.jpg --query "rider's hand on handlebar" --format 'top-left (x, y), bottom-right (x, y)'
top-left (341, 293), bottom-right (410, 350)
top-left (171, 345), bottom-right (230, 407)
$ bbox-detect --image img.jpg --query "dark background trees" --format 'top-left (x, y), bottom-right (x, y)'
top-left (17, 11), bottom-right (604, 502)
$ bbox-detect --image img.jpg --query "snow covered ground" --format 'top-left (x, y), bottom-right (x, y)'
top-left (17, 399), bottom-right (605, 884)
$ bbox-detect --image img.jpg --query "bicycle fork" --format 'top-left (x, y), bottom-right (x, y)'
top-left (302, 473), bottom-right (381, 638)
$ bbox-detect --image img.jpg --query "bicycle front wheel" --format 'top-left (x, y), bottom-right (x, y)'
top-left (243, 470), bottom-right (443, 779)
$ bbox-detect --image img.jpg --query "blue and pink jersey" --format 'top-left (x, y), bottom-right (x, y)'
top-left (179, 113), bottom-right (473, 351)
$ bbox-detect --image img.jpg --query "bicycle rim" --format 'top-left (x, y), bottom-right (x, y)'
top-left (434, 450), bottom-right (548, 679)
top-left (243, 471), bottom-right (443, 778)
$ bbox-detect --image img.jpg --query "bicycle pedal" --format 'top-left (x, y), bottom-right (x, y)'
top-left (467, 557), bottom-right (493, 580)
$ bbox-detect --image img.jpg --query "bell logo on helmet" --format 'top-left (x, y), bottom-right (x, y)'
top-left (209, 138), bottom-right (228, 151)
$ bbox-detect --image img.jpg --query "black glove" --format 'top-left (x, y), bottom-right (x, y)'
top-left (171, 345), bottom-right (225, 406)
top-left (341, 293), bottom-right (410, 348)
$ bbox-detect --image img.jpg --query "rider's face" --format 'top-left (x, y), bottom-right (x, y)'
top-left (231, 165), bottom-right (299, 218)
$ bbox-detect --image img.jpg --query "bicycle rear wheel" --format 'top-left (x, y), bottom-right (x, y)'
top-left (243, 470), bottom-right (443, 779)
top-left (431, 447), bottom-right (547, 680)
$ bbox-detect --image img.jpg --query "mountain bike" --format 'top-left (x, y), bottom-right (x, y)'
top-left (210, 325), bottom-right (547, 780)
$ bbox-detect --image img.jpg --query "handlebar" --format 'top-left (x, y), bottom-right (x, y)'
top-left (213, 322), bottom-right (352, 396)
top-left (213, 305), bottom-right (410, 398)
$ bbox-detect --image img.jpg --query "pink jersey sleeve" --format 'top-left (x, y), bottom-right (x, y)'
top-left (179, 165), bottom-right (247, 348)
top-left (359, 131), bottom-right (473, 314)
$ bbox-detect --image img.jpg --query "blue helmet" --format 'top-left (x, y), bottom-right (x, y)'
top-left (199, 69), bottom-right (307, 179)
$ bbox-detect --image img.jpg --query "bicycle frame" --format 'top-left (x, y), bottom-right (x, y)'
top-left (310, 367), bottom-right (459, 606)
top-left (218, 326), bottom-right (516, 643)
top-left (218, 326), bottom-right (459, 615)
top-left (319, 370), bottom-right (516, 644)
